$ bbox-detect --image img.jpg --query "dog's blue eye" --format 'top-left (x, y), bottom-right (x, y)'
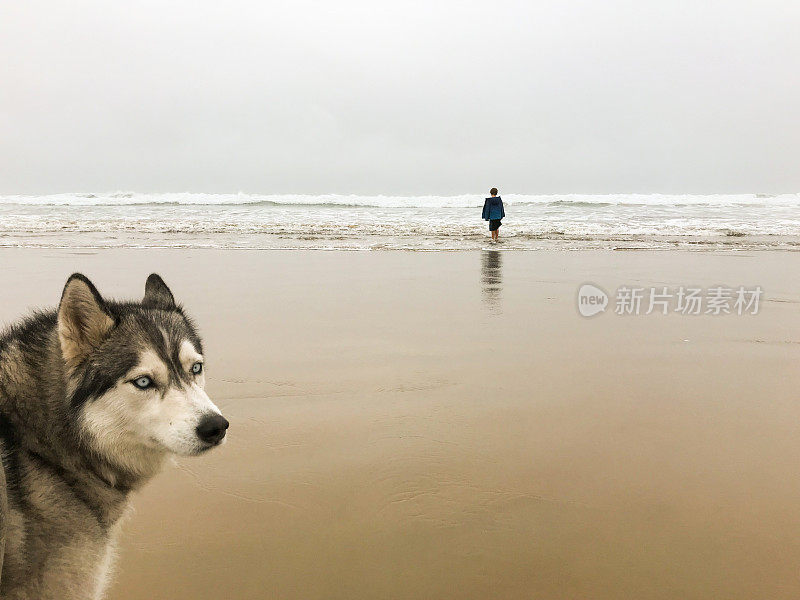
top-left (191, 362), bottom-right (203, 375)
top-left (133, 376), bottom-right (153, 389)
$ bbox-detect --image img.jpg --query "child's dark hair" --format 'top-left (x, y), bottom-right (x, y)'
top-left (490, 188), bottom-right (498, 196)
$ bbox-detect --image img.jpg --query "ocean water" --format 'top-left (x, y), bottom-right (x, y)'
top-left (1, 192), bottom-right (799, 250)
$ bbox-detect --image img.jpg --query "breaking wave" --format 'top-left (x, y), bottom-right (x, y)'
top-left (1, 192), bottom-right (799, 208)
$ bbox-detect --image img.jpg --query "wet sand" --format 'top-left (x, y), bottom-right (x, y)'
top-left (1, 248), bottom-right (800, 599)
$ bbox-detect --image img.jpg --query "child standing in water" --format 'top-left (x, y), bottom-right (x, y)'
top-left (482, 187), bottom-right (505, 242)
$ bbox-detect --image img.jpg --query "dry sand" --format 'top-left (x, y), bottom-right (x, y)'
top-left (1, 248), bottom-right (799, 599)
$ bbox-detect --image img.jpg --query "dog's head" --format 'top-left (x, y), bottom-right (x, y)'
top-left (57, 273), bottom-right (227, 464)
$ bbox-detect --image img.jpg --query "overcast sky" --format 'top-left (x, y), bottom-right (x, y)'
top-left (1, 0), bottom-right (798, 195)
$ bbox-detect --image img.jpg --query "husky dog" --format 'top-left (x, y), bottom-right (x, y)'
top-left (0, 273), bottom-right (228, 599)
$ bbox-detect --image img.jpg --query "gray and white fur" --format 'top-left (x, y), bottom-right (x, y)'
top-left (0, 273), bottom-right (228, 599)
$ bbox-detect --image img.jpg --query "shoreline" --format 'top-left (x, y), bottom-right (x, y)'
top-left (3, 191), bottom-right (800, 252)
top-left (0, 233), bottom-right (800, 252)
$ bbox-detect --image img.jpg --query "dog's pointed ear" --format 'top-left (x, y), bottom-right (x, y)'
top-left (57, 274), bottom-right (115, 372)
top-left (143, 273), bottom-right (176, 310)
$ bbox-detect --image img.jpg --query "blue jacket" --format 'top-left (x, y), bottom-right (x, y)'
top-left (482, 196), bottom-right (505, 221)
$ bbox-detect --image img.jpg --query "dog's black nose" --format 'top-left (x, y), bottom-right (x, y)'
top-left (196, 414), bottom-right (229, 444)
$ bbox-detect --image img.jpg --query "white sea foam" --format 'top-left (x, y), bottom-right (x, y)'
top-left (0, 192), bottom-right (798, 250)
